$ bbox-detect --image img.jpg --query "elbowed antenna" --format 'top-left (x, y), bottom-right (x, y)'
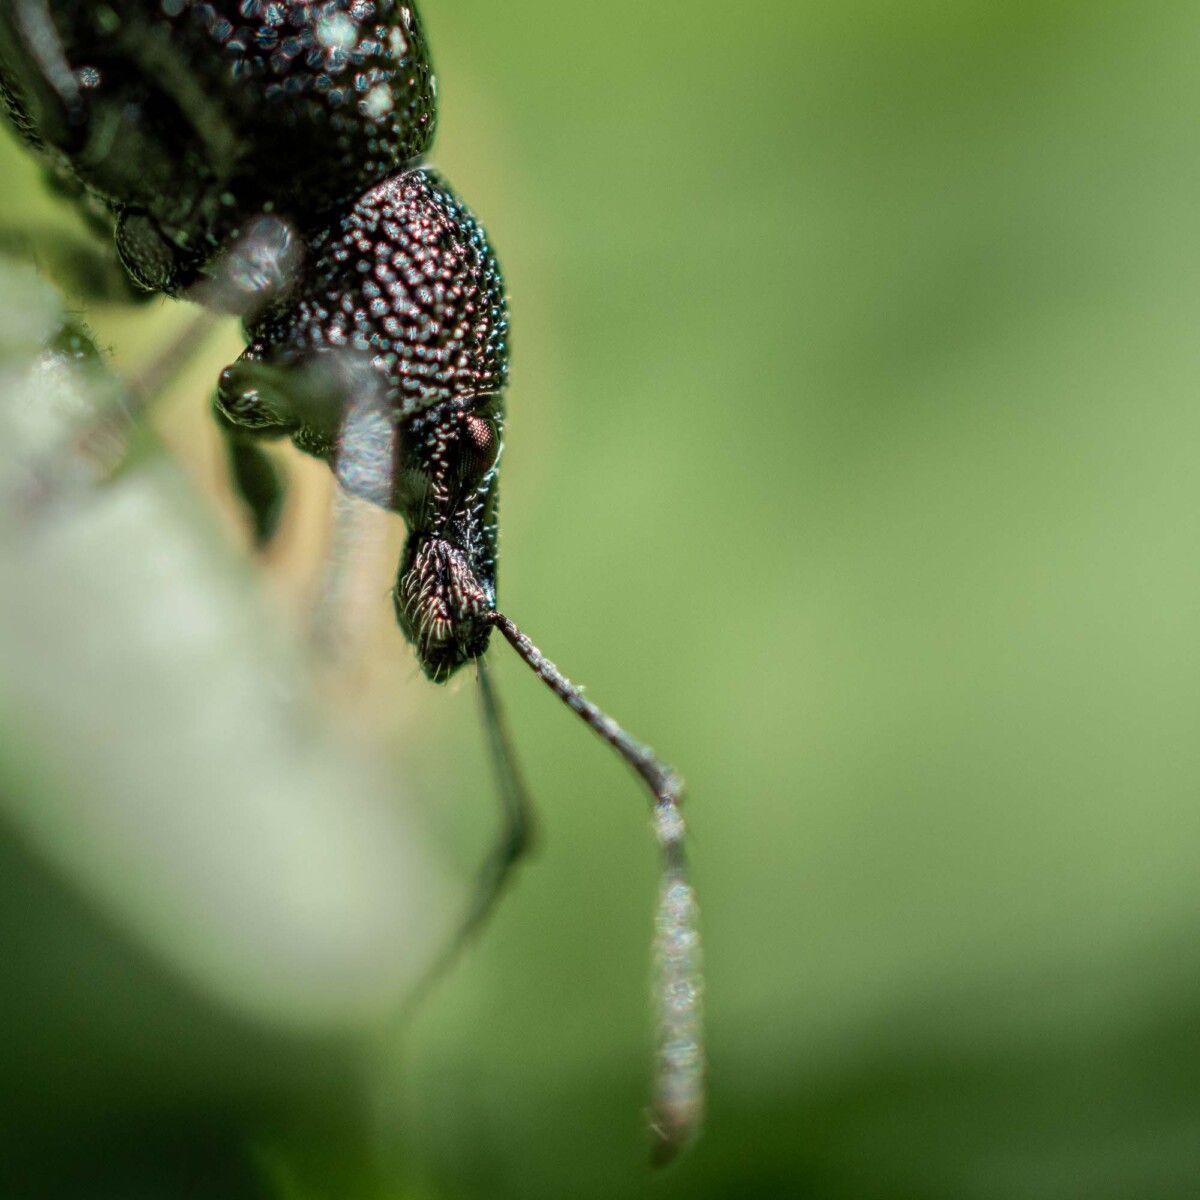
top-left (485, 612), bottom-right (705, 1164)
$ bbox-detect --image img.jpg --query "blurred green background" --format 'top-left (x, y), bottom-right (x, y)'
top-left (5, 0), bottom-right (1200, 1196)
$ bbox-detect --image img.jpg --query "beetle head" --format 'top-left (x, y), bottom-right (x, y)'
top-left (392, 397), bottom-right (503, 681)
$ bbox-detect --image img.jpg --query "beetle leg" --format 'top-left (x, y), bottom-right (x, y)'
top-left (216, 358), bottom-right (337, 440)
top-left (0, 0), bottom-right (83, 150)
top-left (214, 351), bottom-right (392, 571)
top-left (0, 224), bottom-right (146, 304)
top-left (471, 654), bottom-right (537, 930)
top-left (398, 656), bottom-right (536, 1011)
top-left (212, 407), bottom-right (287, 548)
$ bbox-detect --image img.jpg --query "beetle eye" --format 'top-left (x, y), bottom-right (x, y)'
top-left (461, 412), bottom-right (499, 477)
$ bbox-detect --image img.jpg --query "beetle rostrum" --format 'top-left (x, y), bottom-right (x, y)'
top-left (216, 166), bottom-right (509, 680)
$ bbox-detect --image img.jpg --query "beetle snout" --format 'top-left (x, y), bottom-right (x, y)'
top-left (394, 535), bottom-right (494, 681)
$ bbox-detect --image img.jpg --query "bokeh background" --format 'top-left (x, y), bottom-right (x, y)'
top-left (4, 0), bottom-right (1200, 1196)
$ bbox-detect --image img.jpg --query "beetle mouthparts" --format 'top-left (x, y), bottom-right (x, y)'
top-left (394, 535), bottom-right (494, 680)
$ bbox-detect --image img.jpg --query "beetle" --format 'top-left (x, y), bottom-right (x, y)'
top-left (0, 0), bottom-right (702, 1160)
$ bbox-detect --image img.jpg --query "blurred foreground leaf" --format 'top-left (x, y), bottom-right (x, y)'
top-left (0, 258), bottom-right (457, 1196)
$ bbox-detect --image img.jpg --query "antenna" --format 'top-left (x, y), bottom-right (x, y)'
top-left (486, 611), bottom-right (705, 1164)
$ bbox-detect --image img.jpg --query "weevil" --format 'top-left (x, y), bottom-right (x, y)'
top-left (0, 0), bottom-right (703, 1159)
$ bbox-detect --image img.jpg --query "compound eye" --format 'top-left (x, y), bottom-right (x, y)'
top-left (460, 412), bottom-right (500, 479)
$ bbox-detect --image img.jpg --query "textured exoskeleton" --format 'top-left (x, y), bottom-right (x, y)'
top-left (0, 0), bottom-right (507, 678)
